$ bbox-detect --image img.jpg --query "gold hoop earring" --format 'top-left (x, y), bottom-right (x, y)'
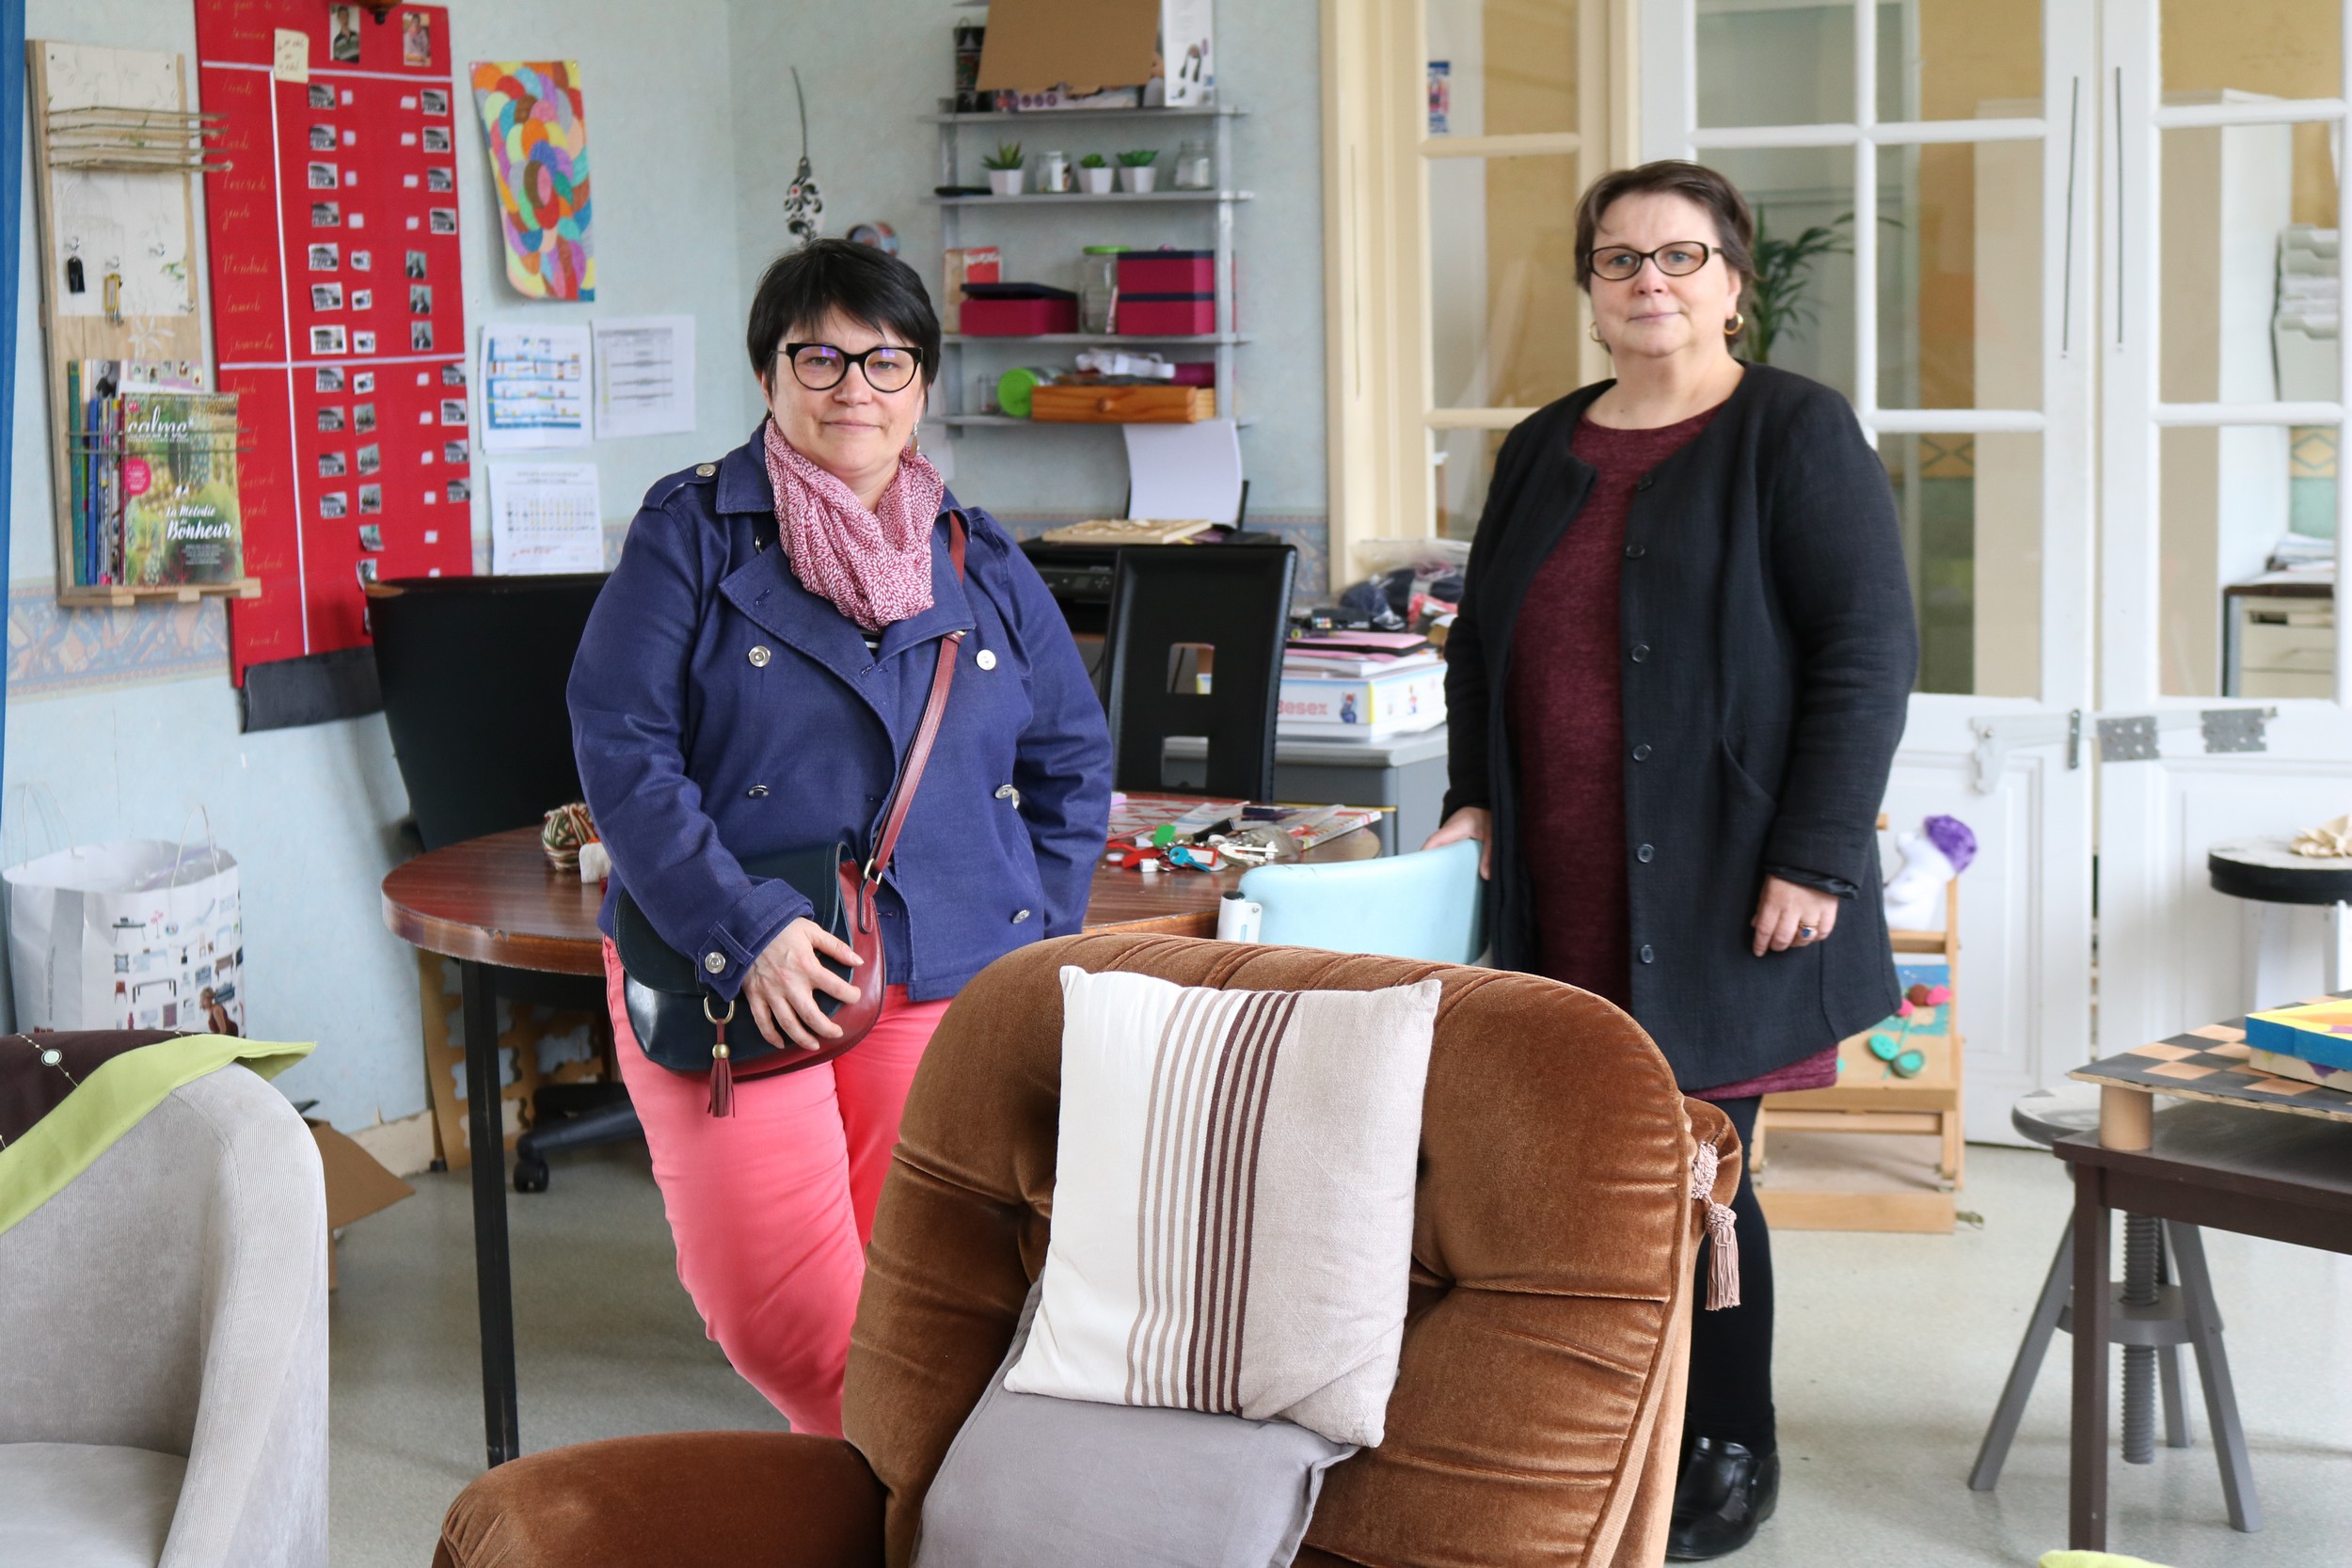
top-left (1725, 311), bottom-right (1745, 337)
top-left (1587, 321), bottom-right (1604, 344)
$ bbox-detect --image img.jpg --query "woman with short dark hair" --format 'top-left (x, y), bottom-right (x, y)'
top-left (1425, 161), bottom-right (1917, 1559)
top-left (569, 238), bottom-right (1112, 1435)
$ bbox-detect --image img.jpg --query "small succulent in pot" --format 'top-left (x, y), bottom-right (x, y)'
top-left (1116, 148), bottom-right (1160, 194)
top-left (1077, 151), bottom-right (1115, 194)
top-left (981, 141), bottom-right (1026, 196)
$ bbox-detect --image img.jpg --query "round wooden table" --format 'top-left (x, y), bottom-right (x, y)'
top-left (2208, 835), bottom-right (2352, 1007)
top-left (381, 817), bottom-right (1379, 1466)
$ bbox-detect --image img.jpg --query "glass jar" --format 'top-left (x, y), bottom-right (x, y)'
top-left (1080, 245), bottom-right (1124, 334)
top-left (1173, 137), bottom-right (1214, 190)
top-left (1036, 150), bottom-right (1071, 194)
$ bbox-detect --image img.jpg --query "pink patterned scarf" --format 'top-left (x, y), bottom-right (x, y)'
top-left (761, 419), bottom-right (946, 634)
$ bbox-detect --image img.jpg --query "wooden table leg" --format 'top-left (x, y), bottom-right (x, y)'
top-left (2071, 1159), bottom-right (2111, 1550)
top-left (461, 958), bottom-right (521, 1467)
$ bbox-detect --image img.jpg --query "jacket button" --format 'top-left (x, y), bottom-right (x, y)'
top-left (977, 649), bottom-right (998, 671)
top-left (703, 952), bottom-right (727, 974)
top-left (1632, 743), bottom-right (1652, 762)
top-left (748, 645), bottom-right (771, 668)
top-left (1639, 944), bottom-right (1656, 964)
top-left (1637, 843), bottom-right (1655, 863)
top-left (1624, 542), bottom-right (1646, 559)
top-left (747, 784), bottom-right (770, 798)
top-left (1011, 909), bottom-right (1031, 924)
top-left (1635, 475), bottom-right (1655, 492)
top-left (1629, 642), bottom-right (1650, 663)
top-left (696, 463), bottom-right (718, 477)
top-left (994, 784), bottom-right (1019, 801)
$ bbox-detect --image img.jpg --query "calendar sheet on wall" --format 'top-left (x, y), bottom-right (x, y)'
top-left (196, 2), bottom-right (471, 682)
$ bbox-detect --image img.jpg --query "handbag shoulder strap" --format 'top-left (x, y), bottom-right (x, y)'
top-left (863, 512), bottom-right (969, 887)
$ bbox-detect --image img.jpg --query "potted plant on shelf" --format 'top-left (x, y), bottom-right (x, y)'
top-left (1116, 149), bottom-right (1159, 195)
top-left (1077, 151), bottom-right (1115, 195)
top-left (982, 142), bottom-right (1025, 197)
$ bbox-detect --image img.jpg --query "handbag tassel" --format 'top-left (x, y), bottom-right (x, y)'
top-left (708, 1041), bottom-right (734, 1117)
top-left (1689, 1139), bottom-right (1741, 1310)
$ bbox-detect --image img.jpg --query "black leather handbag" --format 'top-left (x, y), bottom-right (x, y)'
top-left (612, 514), bottom-right (967, 1116)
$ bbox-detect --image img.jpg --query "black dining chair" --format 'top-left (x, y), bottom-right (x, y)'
top-left (368, 574), bottom-right (637, 1193)
top-left (1098, 544), bottom-right (1296, 800)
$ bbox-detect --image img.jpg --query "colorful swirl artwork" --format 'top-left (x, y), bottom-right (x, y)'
top-left (469, 60), bottom-right (595, 301)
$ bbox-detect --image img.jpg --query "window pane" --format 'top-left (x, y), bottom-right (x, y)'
top-left (1877, 141), bottom-right (2042, 409)
top-left (2160, 124), bottom-right (2338, 406)
top-left (1435, 427), bottom-right (1510, 541)
top-left (1888, 0), bottom-right (2043, 125)
top-left (1429, 153), bottom-right (1583, 409)
top-left (1698, 0), bottom-right (1859, 128)
top-left (1881, 431), bottom-right (2043, 697)
top-left (2160, 423), bottom-right (2338, 697)
top-left (1706, 147), bottom-right (1861, 400)
top-left (1424, 0), bottom-right (1580, 138)
top-left (2162, 0), bottom-right (2343, 132)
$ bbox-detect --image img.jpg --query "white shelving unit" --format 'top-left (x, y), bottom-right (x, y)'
top-left (928, 103), bottom-right (1248, 434)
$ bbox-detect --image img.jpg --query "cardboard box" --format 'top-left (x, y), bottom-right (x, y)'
top-left (1279, 664), bottom-right (1449, 740)
top-left (942, 245), bottom-right (1001, 335)
top-left (977, 0), bottom-right (1215, 107)
top-left (309, 1117), bottom-right (415, 1291)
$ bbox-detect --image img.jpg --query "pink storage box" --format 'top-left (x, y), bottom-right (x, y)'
top-left (1119, 294), bottom-right (1218, 336)
top-left (961, 295), bottom-right (1079, 335)
top-left (1117, 248), bottom-right (1216, 293)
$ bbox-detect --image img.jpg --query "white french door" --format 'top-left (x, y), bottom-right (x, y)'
top-left (1645, 0), bottom-right (2100, 1139)
top-left (2096, 0), bottom-right (2352, 1050)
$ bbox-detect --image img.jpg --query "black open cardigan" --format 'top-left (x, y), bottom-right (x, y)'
top-left (1443, 364), bottom-right (1919, 1090)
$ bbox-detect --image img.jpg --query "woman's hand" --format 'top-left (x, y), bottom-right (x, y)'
top-left (1752, 875), bottom-right (1839, 957)
top-left (741, 918), bottom-right (864, 1051)
top-left (1422, 806), bottom-right (1494, 879)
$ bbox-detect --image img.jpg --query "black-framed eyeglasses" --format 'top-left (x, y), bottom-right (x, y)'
top-left (779, 341), bottom-right (925, 393)
top-left (1586, 242), bottom-right (1716, 282)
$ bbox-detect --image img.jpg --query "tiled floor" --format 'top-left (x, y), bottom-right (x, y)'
top-left (329, 1138), bottom-right (2352, 1567)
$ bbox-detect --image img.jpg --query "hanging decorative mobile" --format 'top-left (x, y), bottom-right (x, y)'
top-left (783, 69), bottom-right (824, 245)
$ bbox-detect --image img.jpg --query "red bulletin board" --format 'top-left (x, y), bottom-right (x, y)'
top-left (196, 2), bottom-right (471, 682)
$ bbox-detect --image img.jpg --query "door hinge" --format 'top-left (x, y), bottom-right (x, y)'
top-left (1967, 707), bottom-right (2273, 792)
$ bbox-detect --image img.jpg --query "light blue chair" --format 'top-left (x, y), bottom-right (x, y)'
top-left (1232, 837), bottom-right (1486, 963)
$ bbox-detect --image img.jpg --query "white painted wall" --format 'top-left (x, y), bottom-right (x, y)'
top-left (5, 0), bottom-right (752, 1132)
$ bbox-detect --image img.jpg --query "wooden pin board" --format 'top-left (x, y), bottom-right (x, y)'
top-left (1754, 814), bottom-right (1965, 1233)
top-left (25, 40), bottom-right (258, 607)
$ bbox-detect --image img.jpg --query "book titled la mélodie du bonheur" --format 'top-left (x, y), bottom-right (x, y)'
top-left (69, 359), bottom-right (245, 588)
top-left (2244, 998), bottom-right (2352, 1088)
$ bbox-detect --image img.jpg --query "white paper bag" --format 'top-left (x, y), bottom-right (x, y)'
top-left (5, 816), bottom-right (245, 1034)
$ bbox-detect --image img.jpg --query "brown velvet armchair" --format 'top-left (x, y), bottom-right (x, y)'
top-left (432, 933), bottom-right (1739, 1568)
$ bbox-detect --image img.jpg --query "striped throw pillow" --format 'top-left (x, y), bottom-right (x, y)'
top-left (1004, 966), bottom-right (1442, 1447)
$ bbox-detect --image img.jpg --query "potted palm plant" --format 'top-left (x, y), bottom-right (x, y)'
top-left (982, 142), bottom-right (1025, 197)
top-left (1743, 210), bottom-right (1855, 365)
top-left (1077, 151), bottom-right (1115, 195)
top-left (1116, 149), bottom-right (1159, 195)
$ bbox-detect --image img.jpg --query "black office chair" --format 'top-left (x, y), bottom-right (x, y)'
top-left (368, 574), bottom-right (638, 1193)
top-left (1099, 545), bottom-right (1295, 800)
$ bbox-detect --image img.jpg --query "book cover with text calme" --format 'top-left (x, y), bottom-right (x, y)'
top-left (119, 391), bottom-right (243, 586)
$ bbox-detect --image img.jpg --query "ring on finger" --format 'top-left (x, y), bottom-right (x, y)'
top-left (1797, 925), bottom-right (1819, 942)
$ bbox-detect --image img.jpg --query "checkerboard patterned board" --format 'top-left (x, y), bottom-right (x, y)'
top-left (2074, 992), bottom-right (2352, 1126)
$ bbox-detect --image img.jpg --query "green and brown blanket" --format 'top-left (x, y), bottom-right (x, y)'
top-left (0, 1029), bottom-right (312, 1235)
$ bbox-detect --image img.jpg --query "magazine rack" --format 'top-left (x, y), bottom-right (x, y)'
top-left (27, 40), bottom-right (258, 607)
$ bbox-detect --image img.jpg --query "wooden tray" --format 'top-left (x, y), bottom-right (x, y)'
top-left (1030, 384), bottom-right (1216, 423)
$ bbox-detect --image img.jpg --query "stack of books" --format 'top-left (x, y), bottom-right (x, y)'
top-left (2244, 998), bottom-right (2352, 1088)
top-left (67, 359), bottom-right (245, 590)
top-left (1279, 629), bottom-right (1446, 740)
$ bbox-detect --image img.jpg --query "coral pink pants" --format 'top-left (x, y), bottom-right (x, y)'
top-left (606, 940), bottom-right (949, 1437)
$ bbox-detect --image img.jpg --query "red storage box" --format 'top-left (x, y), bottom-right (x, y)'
top-left (1119, 293), bottom-right (1218, 336)
top-left (960, 284), bottom-right (1078, 336)
top-left (1168, 360), bottom-right (1216, 387)
top-left (1117, 247), bottom-right (1216, 293)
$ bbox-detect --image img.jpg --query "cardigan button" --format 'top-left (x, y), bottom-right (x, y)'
top-left (1634, 475), bottom-right (1655, 492)
top-left (1629, 642), bottom-right (1650, 663)
top-left (977, 649), bottom-right (998, 671)
top-left (1011, 909), bottom-right (1032, 924)
top-left (1639, 944), bottom-right (1656, 964)
top-left (1624, 542), bottom-right (1646, 559)
top-left (1637, 844), bottom-right (1655, 863)
top-left (1632, 743), bottom-right (1653, 762)
top-left (747, 784), bottom-right (770, 798)
top-left (748, 645), bottom-right (772, 668)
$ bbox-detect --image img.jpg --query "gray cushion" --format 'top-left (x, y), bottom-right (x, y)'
top-left (914, 1284), bottom-right (1353, 1568)
top-left (0, 1441), bottom-right (185, 1568)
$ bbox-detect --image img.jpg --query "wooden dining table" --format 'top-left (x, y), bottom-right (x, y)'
top-left (381, 816), bottom-right (1377, 1468)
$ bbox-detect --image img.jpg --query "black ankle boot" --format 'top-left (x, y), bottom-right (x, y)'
top-left (1665, 1435), bottom-right (1778, 1560)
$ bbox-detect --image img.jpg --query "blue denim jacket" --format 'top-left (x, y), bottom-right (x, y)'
top-left (568, 429), bottom-right (1113, 1002)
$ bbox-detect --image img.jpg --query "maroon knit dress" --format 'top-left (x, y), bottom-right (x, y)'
top-left (1507, 407), bottom-right (1837, 1098)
